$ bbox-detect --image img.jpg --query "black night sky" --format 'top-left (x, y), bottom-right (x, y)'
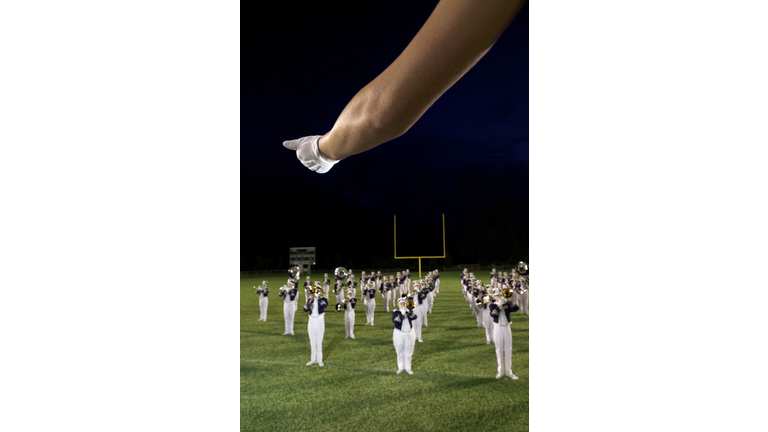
top-left (241, 0), bottom-right (529, 271)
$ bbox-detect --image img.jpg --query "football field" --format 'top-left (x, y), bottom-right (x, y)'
top-left (241, 271), bottom-right (529, 432)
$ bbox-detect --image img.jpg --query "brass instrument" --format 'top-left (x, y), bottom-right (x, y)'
top-left (308, 281), bottom-right (326, 298)
top-left (288, 265), bottom-right (301, 280)
top-left (516, 261), bottom-right (529, 275)
top-left (335, 298), bottom-right (348, 312)
top-left (404, 293), bottom-right (415, 310)
top-left (501, 285), bottom-right (515, 298)
top-left (334, 266), bottom-right (349, 281)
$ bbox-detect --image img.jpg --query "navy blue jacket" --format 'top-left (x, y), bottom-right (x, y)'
top-left (489, 301), bottom-right (520, 323)
top-left (392, 309), bottom-right (417, 330)
top-left (417, 291), bottom-right (427, 305)
top-left (278, 288), bottom-right (297, 301)
top-left (367, 289), bottom-right (376, 299)
top-left (346, 297), bottom-right (357, 310)
top-left (303, 297), bottom-right (328, 314)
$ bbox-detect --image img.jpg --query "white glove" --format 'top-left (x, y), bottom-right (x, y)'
top-left (283, 135), bottom-right (339, 174)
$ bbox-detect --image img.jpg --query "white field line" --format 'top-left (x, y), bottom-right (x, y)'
top-left (240, 358), bottom-right (500, 379)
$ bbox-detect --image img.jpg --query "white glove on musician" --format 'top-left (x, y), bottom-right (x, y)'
top-left (283, 135), bottom-right (339, 174)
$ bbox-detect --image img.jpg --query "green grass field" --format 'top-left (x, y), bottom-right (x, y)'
top-left (241, 271), bottom-right (529, 432)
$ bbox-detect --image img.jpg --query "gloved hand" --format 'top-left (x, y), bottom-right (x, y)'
top-left (283, 135), bottom-right (339, 174)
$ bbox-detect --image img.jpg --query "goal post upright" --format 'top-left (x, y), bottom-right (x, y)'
top-left (394, 213), bottom-right (446, 279)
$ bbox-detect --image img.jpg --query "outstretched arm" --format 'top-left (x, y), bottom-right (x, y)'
top-left (318, 0), bottom-right (526, 161)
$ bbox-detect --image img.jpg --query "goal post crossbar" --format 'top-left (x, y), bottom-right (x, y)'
top-left (394, 214), bottom-right (446, 279)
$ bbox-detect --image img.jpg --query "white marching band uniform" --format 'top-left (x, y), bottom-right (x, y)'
top-left (304, 291), bottom-right (328, 366)
top-left (489, 290), bottom-right (520, 379)
top-left (256, 282), bottom-right (269, 321)
top-left (343, 289), bottom-right (357, 339)
top-left (363, 283), bottom-right (376, 325)
top-left (392, 299), bottom-right (416, 374)
top-left (278, 283), bottom-right (298, 335)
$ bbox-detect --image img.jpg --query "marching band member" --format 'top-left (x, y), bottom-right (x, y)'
top-left (471, 278), bottom-right (481, 322)
top-left (490, 268), bottom-right (497, 289)
top-left (380, 278), bottom-right (389, 313)
top-left (479, 285), bottom-right (493, 344)
top-left (419, 282), bottom-right (429, 328)
top-left (290, 277), bottom-right (300, 313)
top-left (323, 273), bottom-right (331, 297)
top-left (433, 269), bottom-right (440, 293)
top-left (489, 287), bottom-right (521, 379)
top-left (376, 271), bottom-right (382, 291)
top-left (412, 282), bottom-right (426, 342)
top-left (519, 275), bottom-right (529, 315)
top-left (392, 297), bottom-right (416, 374)
top-left (343, 287), bottom-right (357, 339)
top-left (304, 276), bottom-right (312, 300)
top-left (278, 282), bottom-right (298, 335)
top-left (256, 281), bottom-right (269, 321)
top-left (347, 274), bottom-right (357, 298)
top-left (303, 283), bottom-right (328, 366)
top-left (405, 269), bottom-right (411, 292)
top-left (425, 274), bottom-right (435, 314)
top-left (388, 275), bottom-right (397, 308)
top-left (334, 278), bottom-right (345, 306)
top-left (511, 274), bottom-right (522, 308)
top-left (474, 280), bottom-right (486, 327)
top-left (361, 271), bottom-right (368, 310)
top-left (364, 282), bottom-right (377, 325)
top-left (396, 272), bottom-right (403, 297)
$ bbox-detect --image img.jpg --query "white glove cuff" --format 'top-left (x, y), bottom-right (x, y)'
top-left (311, 136), bottom-right (339, 166)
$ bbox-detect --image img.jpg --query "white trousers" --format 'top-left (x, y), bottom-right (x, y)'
top-left (259, 297), bottom-right (268, 321)
top-left (366, 298), bottom-right (376, 324)
top-left (413, 305), bottom-right (424, 340)
top-left (344, 309), bottom-right (355, 337)
top-left (476, 301), bottom-right (484, 326)
top-left (520, 292), bottom-right (529, 315)
top-left (494, 323), bottom-right (513, 374)
top-left (335, 293), bottom-right (344, 305)
top-left (283, 301), bottom-right (295, 334)
top-left (482, 308), bottom-right (493, 342)
top-left (393, 329), bottom-right (414, 371)
top-left (308, 315), bottom-right (325, 363)
top-left (426, 292), bottom-right (434, 313)
top-left (382, 293), bottom-right (389, 312)
top-left (435, 279), bottom-right (440, 293)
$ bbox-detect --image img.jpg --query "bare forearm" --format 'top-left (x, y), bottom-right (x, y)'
top-left (318, 0), bottom-right (526, 161)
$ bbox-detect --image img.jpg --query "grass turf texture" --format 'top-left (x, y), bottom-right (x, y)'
top-left (241, 272), bottom-right (528, 432)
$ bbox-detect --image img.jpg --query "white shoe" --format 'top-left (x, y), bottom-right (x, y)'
top-left (496, 373), bottom-right (503, 379)
top-left (370, 324), bottom-right (374, 326)
top-left (406, 369), bottom-right (413, 375)
top-left (486, 341), bottom-right (491, 344)
top-left (351, 336), bottom-right (355, 339)
top-left (318, 362), bottom-right (324, 367)
top-left (283, 332), bottom-right (289, 335)
top-left (306, 361), bottom-right (316, 366)
top-left (396, 369), bottom-right (403, 374)
top-left (506, 372), bottom-right (518, 380)
top-left (418, 339), bottom-right (423, 343)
